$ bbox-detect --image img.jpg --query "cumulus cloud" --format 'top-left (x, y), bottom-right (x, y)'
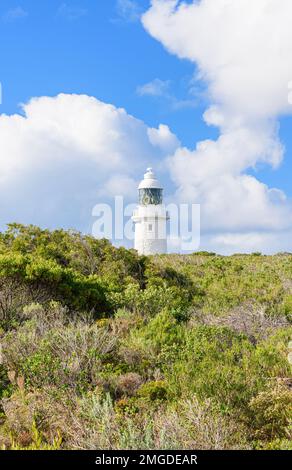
top-left (142, 0), bottom-right (292, 252)
top-left (148, 124), bottom-right (180, 153)
top-left (0, 93), bottom-right (179, 233)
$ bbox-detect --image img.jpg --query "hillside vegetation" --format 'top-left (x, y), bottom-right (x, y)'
top-left (0, 224), bottom-right (291, 450)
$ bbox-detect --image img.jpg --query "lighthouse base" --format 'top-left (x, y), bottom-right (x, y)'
top-left (134, 237), bottom-right (167, 256)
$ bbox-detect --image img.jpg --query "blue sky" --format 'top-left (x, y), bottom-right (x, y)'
top-left (0, 0), bottom-right (291, 253)
top-left (0, 0), bottom-right (215, 146)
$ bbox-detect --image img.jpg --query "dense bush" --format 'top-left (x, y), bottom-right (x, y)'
top-left (0, 224), bottom-right (291, 449)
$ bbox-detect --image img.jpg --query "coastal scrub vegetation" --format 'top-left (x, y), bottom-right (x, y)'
top-left (0, 224), bottom-right (291, 450)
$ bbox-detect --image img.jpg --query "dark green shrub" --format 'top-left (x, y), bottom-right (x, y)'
top-left (137, 381), bottom-right (168, 402)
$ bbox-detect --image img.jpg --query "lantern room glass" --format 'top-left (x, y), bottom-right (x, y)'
top-left (139, 188), bottom-right (163, 205)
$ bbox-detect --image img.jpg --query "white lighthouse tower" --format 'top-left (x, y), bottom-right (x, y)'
top-left (132, 168), bottom-right (169, 255)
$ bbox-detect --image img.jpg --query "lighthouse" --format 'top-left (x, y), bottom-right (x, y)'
top-left (132, 168), bottom-right (169, 255)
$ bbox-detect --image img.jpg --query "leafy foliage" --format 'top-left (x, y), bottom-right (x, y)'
top-left (0, 224), bottom-right (291, 449)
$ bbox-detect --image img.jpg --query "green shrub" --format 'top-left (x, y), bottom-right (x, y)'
top-left (137, 381), bottom-right (168, 402)
top-left (249, 385), bottom-right (292, 441)
top-left (0, 224), bottom-right (291, 449)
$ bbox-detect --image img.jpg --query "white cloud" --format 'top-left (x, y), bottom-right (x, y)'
top-left (203, 231), bottom-right (292, 256)
top-left (116, 0), bottom-right (143, 23)
top-left (0, 93), bottom-right (179, 232)
top-left (0, 91), bottom-right (290, 254)
top-left (142, 0), bottom-right (292, 253)
top-left (143, 0), bottom-right (292, 119)
top-left (97, 175), bottom-right (137, 199)
top-left (2, 7), bottom-right (27, 22)
top-left (148, 124), bottom-right (180, 153)
top-left (137, 77), bottom-right (197, 110)
top-left (137, 78), bottom-right (171, 97)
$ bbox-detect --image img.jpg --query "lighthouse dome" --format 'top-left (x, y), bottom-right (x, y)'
top-left (138, 168), bottom-right (162, 189)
